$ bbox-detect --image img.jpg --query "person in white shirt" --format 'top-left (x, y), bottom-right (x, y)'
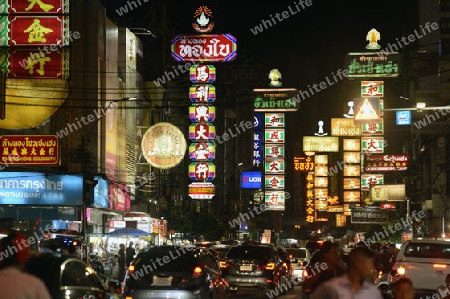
top-left (310, 246), bottom-right (383, 299)
top-left (0, 232), bottom-right (52, 299)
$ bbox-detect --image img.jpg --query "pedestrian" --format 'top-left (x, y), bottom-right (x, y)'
top-left (126, 241), bottom-right (136, 266)
top-left (118, 243), bottom-right (126, 285)
top-left (304, 241), bottom-right (346, 295)
top-left (310, 246), bottom-right (383, 299)
top-left (381, 243), bottom-right (397, 273)
top-left (393, 277), bottom-right (416, 299)
top-left (0, 232), bottom-right (52, 299)
top-left (437, 274), bottom-right (450, 299)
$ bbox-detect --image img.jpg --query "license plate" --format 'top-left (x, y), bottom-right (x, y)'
top-left (240, 265), bottom-right (253, 271)
top-left (153, 276), bottom-right (172, 286)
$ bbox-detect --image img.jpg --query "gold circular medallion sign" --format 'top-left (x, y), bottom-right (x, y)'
top-left (141, 122), bottom-right (187, 169)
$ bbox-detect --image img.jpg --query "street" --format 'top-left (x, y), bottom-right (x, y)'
top-left (230, 286), bottom-right (304, 299)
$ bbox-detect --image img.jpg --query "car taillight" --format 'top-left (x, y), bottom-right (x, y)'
top-left (193, 266), bottom-right (203, 278)
top-left (127, 265), bottom-right (135, 273)
top-left (302, 269), bottom-right (309, 277)
top-left (397, 266), bottom-right (406, 275)
top-left (266, 262), bottom-right (275, 270)
top-left (298, 262), bottom-right (304, 266)
top-left (282, 262), bottom-right (287, 268)
top-left (434, 264), bottom-right (448, 270)
top-left (220, 261), bottom-right (233, 268)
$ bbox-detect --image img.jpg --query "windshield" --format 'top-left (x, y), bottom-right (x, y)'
top-left (226, 246), bottom-right (273, 260)
top-left (404, 242), bottom-right (450, 259)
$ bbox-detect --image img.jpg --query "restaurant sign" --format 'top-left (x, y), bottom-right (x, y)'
top-left (303, 136), bottom-right (339, 152)
top-left (0, 135), bottom-right (59, 165)
top-left (253, 88), bottom-right (299, 112)
top-left (171, 34), bottom-right (237, 62)
top-left (364, 154), bottom-right (409, 172)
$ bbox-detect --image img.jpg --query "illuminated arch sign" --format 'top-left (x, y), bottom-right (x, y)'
top-left (241, 171), bottom-right (262, 189)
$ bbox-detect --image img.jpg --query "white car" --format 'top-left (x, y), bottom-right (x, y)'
top-left (390, 239), bottom-right (450, 298)
top-left (285, 247), bottom-right (311, 282)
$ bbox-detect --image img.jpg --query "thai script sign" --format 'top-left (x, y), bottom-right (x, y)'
top-left (364, 154), bottom-right (409, 172)
top-left (253, 88), bottom-right (299, 112)
top-left (0, 135), bottom-right (59, 165)
top-left (331, 118), bottom-right (361, 136)
top-left (303, 136), bottom-right (339, 152)
top-left (0, 172), bottom-right (82, 205)
top-left (345, 52), bottom-right (400, 78)
top-left (293, 156), bottom-right (314, 172)
top-left (351, 207), bottom-right (387, 223)
top-left (171, 34), bottom-right (237, 62)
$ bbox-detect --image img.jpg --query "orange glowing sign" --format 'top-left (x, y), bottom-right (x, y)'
top-left (0, 135), bottom-right (59, 165)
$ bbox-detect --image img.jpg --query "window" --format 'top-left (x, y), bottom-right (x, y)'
top-left (404, 243), bottom-right (450, 259)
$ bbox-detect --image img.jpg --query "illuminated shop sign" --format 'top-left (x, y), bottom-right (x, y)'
top-left (351, 207), bottom-right (387, 224)
top-left (0, 135), bottom-right (59, 165)
top-left (264, 191), bottom-right (285, 211)
top-left (265, 144), bottom-right (284, 159)
top-left (343, 138), bottom-right (360, 151)
top-left (189, 84), bottom-right (216, 103)
top-left (364, 154), bottom-right (409, 172)
top-left (7, 47), bottom-right (68, 78)
top-left (265, 175), bottom-right (285, 190)
top-left (361, 119), bottom-right (383, 135)
top-left (353, 97), bottom-right (381, 123)
top-left (253, 88), bottom-right (299, 112)
top-left (265, 113), bottom-right (285, 127)
top-left (343, 177), bottom-right (360, 190)
top-left (188, 182), bottom-right (215, 199)
top-left (188, 162), bottom-right (216, 181)
top-left (189, 105), bottom-right (216, 122)
top-left (189, 64), bottom-right (216, 83)
top-left (2, 0), bottom-right (69, 14)
top-left (171, 34), bottom-right (237, 62)
top-left (188, 123), bottom-right (216, 141)
top-left (265, 129), bottom-right (285, 143)
top-left (303, 136), bottom-right (339, 152)
top-left (189, 142), bottom-right (215, 161)
top-left (361, 174), bottom-right (384, 190)
top-left (3, 15), bottom-right (69, 46)
top-left (343, 191), bottom-right (361, 203)
top-left (361, 137), bottom-right (385, 153)
top-left (361, 81), bottom-right (383, 97)
top-left (0, 172), bottom-right (82, 205)
top-left (265, 159), bottom-right (285, 174)
top-left (294, 156), bottom-right (314, 172)
top-left (396, 110), bottom-right (411, 125)
top-left (241, 171), bottom-right (262, 189)
top-left (331, 118), bottom-right (361, 136)
top-left (305, 172), bottom-right (314, 223)
top-left (370, 184), bottom-right (406, 202)
top-left (345, 52), bottom-right (400, 78)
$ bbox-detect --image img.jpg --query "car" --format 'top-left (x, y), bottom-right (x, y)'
top-left (122, 245), bottom-right (229, 299)
top-left (389, 239), bottom-right (450, 298)
top-left (285, 247), bottom-right (311, 283)
top-left (220, 243), bottom-right (289, 293)
top-left (24, 253), bottom-right (119, 299)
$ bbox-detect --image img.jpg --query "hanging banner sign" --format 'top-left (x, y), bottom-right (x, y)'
top-left (265, 175), bottom-right (285, 190)
top-left (189, 142), bottom-right (215, 161)
top-left (189, 105), bottom-right (216, 122)
top-left (0, 135), bottom-right (59, 165)
top-left (189, 64), bottom-right (216, 83)
top-left (265, 144), bottom-right (285, 159)
top-left (265, 129), bottom-right (285, 143)
top-left (3, 0), bottom-right (69, 14)
top-left (188, 123), bottom-right (216, 141)
top-left (189, 84), bottom-right (216, 103)
top-left (265, 191), bottom-right (285, 210)
top-left (361, 174), bottom-right (384, 190)
top-left (188, 162), bottom-right (216, 181)
top-left (7, 47), bottom-right (68, 78)
top-left (265, 159), bottom-right (285, 174)
top-left (361, 81), bottom-right (384, 97)
top-left (265, 113), bottom-right (285, 127)
top-left (4, 15), bottom-right (68, 46)
top-left (171, 34), bottom-right (237, 62)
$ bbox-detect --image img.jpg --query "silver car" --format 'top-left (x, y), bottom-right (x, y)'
top-left (285, 248), bottom-right (311, 282)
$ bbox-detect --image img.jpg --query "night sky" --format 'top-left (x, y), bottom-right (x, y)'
top-left (100, 0), bottom-right (414, 137)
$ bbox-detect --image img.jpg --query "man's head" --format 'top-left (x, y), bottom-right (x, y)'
top-left (321, 241), bottom-right (340, 267)
top-left (348, 246), bottom-right (374, 281)
top-left (393, 277), bottom-right (415, 299)
top-left (129, 241), bottom-right (133, 247)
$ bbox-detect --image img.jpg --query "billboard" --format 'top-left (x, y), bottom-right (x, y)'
top-left (241, 171), bottom-right (262, 189)
top-left (351, 207), bottom-right (387, 223)
top-left (370, 184), bottom-right (406, 202)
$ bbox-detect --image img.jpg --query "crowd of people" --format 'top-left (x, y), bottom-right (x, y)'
top-left (304, 240), bottom-right (413, 299)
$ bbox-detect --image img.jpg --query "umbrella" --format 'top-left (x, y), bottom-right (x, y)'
top-left (105, 227), bottom-right (149, 237)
